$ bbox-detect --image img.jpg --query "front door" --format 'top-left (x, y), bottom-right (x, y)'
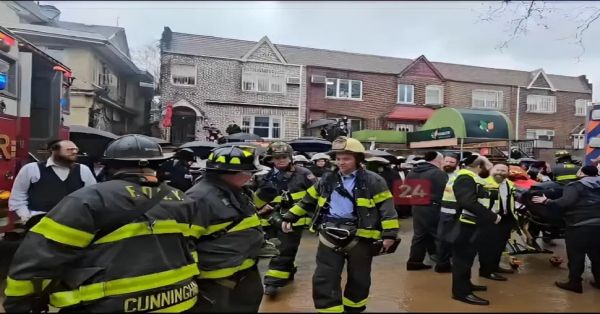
top-left (171, 107), bottom-right (196, 145)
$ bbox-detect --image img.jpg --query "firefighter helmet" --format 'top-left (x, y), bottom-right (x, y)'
top-left (175, 148), bottom-right (195, 162)
top-left (103, 134), bottom-right (171, 166)
top-left (293, 154), bottom-right (309, 164)
top-left (206, 145), bottom-right (259, 172)
top-left (311, 153), bottom-right (331, 162)
top-left (554, 150), bottom-right (571, 159)
top-left (266, 141), bottom-right (294, 159)
top-left (330, 136), bottom-right (366, 154)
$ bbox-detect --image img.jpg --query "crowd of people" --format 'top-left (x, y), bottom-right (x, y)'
top-left (1, 135), bottom-right (599, 312)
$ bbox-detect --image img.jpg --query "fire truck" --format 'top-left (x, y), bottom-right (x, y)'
top-left (585, 103), bottom-right (600, 166)
top-left (0, 26), bottom-right (72, 192)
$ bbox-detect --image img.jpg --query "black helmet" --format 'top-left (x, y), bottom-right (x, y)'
top-left (175, 148), bottom-right (195, 162)
top-left (103, 134), bottom-right (170, 166)
top-left (206, 145), bottom-right (259, 172)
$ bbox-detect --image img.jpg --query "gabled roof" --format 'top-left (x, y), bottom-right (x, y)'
top-left (527, 68), bottom-right (556, 91)
top-left (241, 36), bottom-right (287, 64)
top-left (162, 30), bottom-right (592, 94)
top-left (398, 55), bottom-right (445, 80)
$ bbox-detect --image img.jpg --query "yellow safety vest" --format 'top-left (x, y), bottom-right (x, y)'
top-left (453, 169), bottom-right (491, 223)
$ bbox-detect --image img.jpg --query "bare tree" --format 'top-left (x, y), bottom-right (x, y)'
top-left (131, 40), bottom-right (161, 85)
top-left (479, 0), bottom-right (600, 60)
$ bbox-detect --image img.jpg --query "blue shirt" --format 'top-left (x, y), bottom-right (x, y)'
top-left (327, 171), bottom-right (357, 219)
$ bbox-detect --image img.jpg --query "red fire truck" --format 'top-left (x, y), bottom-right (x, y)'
top-left (0, 26), bottom-right (72, 193)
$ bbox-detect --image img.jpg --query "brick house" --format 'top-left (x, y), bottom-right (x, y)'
top-left (159, 28), bottom-right (305, 144)
top-left (158, 29), bottom-right (593, 158)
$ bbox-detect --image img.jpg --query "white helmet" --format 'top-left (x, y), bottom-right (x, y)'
top-left (293, 155), bottom-right (309, 163)
top-left (311, 153), bottom-right (331, 162)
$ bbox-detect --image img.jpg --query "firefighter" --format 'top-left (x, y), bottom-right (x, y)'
top-left (3, 134), bottom-right (201, 313)
top-left (293, 154), bottom-right (310, 168)
top-left (186, 145), bottom-right (265, 312)
top-left (256, 142), bottom-right (317, 297)
top-left (281, 136), bottom-right (399, 313)
top-left (449, 154), bottom-right (499, 306)
top-left (552, 150), bottom-right (579, 184)
top-left (310, 153), bottom-right (333, 178)
top-left (477, 163), bottom-right (517, 281)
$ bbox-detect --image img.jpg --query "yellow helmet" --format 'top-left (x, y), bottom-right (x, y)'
top-left (331, 136), bottom-right (366, 154)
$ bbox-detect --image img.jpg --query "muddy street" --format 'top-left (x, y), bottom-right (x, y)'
top-left (1, 218), bottom-right (599, 312)
top-left (257, 218), bottom-right (600, 312)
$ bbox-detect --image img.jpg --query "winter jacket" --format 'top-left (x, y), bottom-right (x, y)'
top-left (4, 176), bottom-right (200, 313)
top-left (546, 176), bottom-right (600, 227)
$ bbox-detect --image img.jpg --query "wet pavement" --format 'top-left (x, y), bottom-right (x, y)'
top-left (1, 218), bottom-right (600, 312)
top-left (258, 218), bottom-right (600, 312)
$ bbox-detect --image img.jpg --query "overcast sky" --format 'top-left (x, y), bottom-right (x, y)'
top-left (42, 1), bottom-right (600, 100)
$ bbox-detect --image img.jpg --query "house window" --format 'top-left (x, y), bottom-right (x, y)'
top-left (526, 95), bottom-right (556, 113)
top-left (526, 129), bottom-right (555, 148)
top-left (325, 78), bottom-right (362, 100)
top-left (242, 71), bottom-right (285, 94)
top-left (398, 84), bottom-right (414, 104)
top-left (575, 99), bottom-right (590, 117)
top-left (472, 90), bottom-right (503, 109)
top-left (241, 116), bottom-right (282, 139)
top-left (425, 85), bottom-right (443, 105)
top-left (395, 123), bottom-right (414, 132)
top-left (171, 64), bottom-right (196, 86)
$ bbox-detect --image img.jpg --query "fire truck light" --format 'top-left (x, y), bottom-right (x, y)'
top-left (0, 33), bottom-right (16, 47)
top-left (0, 73), bottom-right (7, 91)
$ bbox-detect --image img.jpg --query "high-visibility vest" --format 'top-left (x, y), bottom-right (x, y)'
top-left (454, 169), bottom-right (491, 217)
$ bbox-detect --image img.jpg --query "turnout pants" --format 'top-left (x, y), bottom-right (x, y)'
top-left (193, 266), bottom-right (263, 313)
top-left (264, 227), bottom-right (304, 287)
top-left (313, 238), bottom-right (373, 313)
top-left (477, 214), bottom-right (515, 275)
top-left (565, 226), bottom-right (600, 283)
top-left (436, 212), bottom-right (455, 268)
top-left (408, 205), bottom-right (439, 264)
top-left (451, 223), bottom-right (479, 298)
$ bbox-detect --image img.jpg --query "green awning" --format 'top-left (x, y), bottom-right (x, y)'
top-left (408, 108), bottom-right (513, 147)
top-left (352, 130), bottom-right (406, 144)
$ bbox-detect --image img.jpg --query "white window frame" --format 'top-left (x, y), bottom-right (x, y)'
top-left (241, 71), bottom-right (285, 94)
top-left (526, 95), bottom-right (556, 114)
top-left (575, 99), bottom-right (589, 117)
top-left (471, 90), bottom-right (503, 110)
top-left (170, 64), bottom-right (197, 87)
top-left (425, 85), bottom-right (444, 105)
top-left (397, 84), bottom-right (414, 104)
top-left (241, 115), bottom-right (283, 139)
top-left (325, 78), bottom-right (363, 100)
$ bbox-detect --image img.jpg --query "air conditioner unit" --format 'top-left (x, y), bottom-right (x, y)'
top-left (286, 77), bottom-right (301, 85)
top-left (311, 75), bottom-right (326, 84)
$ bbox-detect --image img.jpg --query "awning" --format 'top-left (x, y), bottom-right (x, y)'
top-left (352, 130), bottom-right (406, 144)
top-left (407, 108), bottom-right (513, 148)
top-left (386, 106), bottom-right (433, 121)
